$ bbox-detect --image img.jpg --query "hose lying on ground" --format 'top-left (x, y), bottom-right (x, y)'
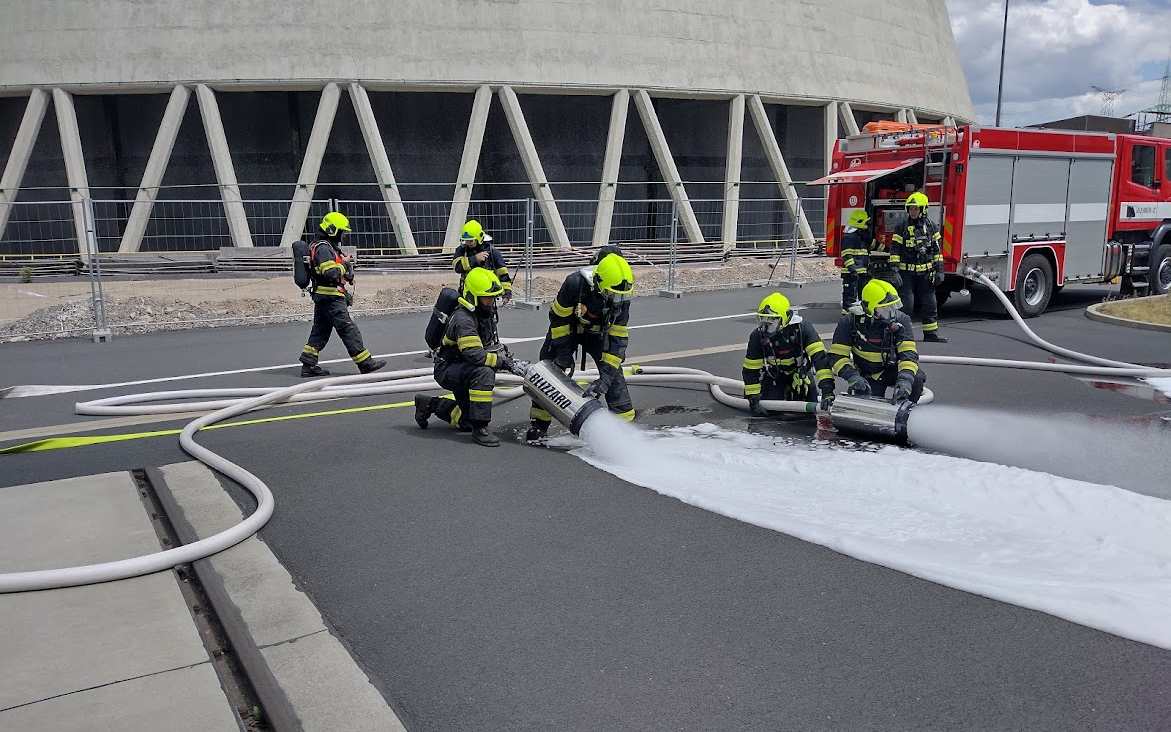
top-left (0, 273), bottom-right (1162, 593)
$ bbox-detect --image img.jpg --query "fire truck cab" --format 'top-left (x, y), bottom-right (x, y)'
top-left (817, 125), bottom-right (1171, 317)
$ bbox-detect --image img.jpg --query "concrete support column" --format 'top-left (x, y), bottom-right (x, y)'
top-left (823, 100), bottom-right (839, 176)
top-left (747, 95), bottom-right (815, 249)
top-left (896, 108), bottom-right (909, 124)
top-left (721, 94), bottom-right (745, 251)
top-left (119, 85), bottom-right (190, 253)
top-left (906, 108), bottom-right (919, 125)
top-left (943, 116), bottom-right (956, 128)
top-left (838, 101), bottom-right (860, 136)
top-left (348, 83), bottom-right (417, 254)
top-left (51, 88), bottom-right (92, 258)
top-left (592, 89), bottom-right (629, 248)
top-left (632, 89), bottom-right (704, 244)
top-left (0, 88), bottom-right (49, 241)
top-left (497, 86), bottom-right (570, 249)
top-left (281, 82), bottom-right (340, 247)
top-left (195, 84), bottom-right (252, 248)
top-left (444, 85), bottom-right (492, 253)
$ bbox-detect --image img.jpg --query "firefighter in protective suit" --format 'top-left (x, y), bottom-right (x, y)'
top-left (742, 292), bottom-right (836, 416)
top-left (839, 209), bottom-right (872, 312)
top-left (299, 212), bottom-right (387, 377)
top-left (525, 252), bottom-right (635, 442)
top-left (828, 279), bottom-right (926, 403)
top-left (891, 192), bottom-right (948, 342)
top-left (453, 219), bottom-right (512, 303)
top-left (413, 268), bottom-right (517, 447)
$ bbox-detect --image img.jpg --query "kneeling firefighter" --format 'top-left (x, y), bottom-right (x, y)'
top-left (414, 267), bottom-right (518, 447)
top-left (525, 251), bottom-right (635, 442)
top-left (742, 292), bottom-right (836, 416)
top-left (827, 279), bottom-right (926, 404)
top-left (294, 211), bottom-right (386, 377)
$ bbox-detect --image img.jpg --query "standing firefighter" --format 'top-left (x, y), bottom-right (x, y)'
top-left (742, 292), bottom-right (836, 416)
top-left (828, 279), bottom-right (926, 403)
top-left (454, 219), bottom-right (512, 303)
top-left (839, 209), bottom-right (872, 311)
top-left (891, 192), bottom-right (948, 342)
top-left (414, 268), bottom-right (518, 447)
top-left (525, 252), bottom-right (635, 442)
top-left (297, 212), bottom-right (386, 377)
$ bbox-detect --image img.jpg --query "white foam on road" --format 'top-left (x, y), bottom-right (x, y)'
top-left (574, 413), bottom-right (1171, 650)
top-left (1148, 377), bottom-right (1171, 399)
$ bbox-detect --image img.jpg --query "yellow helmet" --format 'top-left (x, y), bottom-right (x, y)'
top-left (460, 267), bottom-right (505, 310)
top-left (461, 219), bottom-right (486, 244)
top-left (593, 253), bottom-right (635, 302)
top-left (905, 192), bottom-right (929, 210)
top-left (861, 279), bottom-right (902, 317)
top-left (756, 292), bottom-right (800, 333)
top-left (320, 211), bottom-right (351, 237)
top-left (846, 210), bottom-right (870, 229)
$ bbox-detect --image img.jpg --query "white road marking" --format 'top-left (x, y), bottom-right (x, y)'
top-left (3, 312), bottom-right (758, 399)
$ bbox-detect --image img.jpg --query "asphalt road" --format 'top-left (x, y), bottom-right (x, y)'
top-left (2, 283), bottom-right (1170, 730)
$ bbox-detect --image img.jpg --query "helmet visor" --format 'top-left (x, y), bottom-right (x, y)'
top-left (874, 305), bottom-right (900, 321)
top-left (602, 281), bottom-right (634, 303)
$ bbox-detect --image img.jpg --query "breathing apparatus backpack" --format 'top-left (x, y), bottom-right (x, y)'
top-left (292, 240), bottom-right (312, 289)
top-left (424, 287), bottom-right (462, 352)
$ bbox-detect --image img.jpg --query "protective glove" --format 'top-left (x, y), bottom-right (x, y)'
top-left (508, 358), bottom-right (532, 377)
top-left (893, 376), bottom-right (914, 404)
top-left (501, 290), bottom-right (512, 305)
top-left (748, 396), bottom-right (769, 417)
top-left (495, 350), bottom-right (514, 373)
top-left (582, 377), bottom-right (610, 400)
top-left (819, 384), bottom-right (835, 412)
top-left (847, 373), bottom-right (871, 396)
top-left (343, 288), bottom-right (355, 307)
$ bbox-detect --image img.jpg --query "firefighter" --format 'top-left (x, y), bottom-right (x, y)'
top-left (828, 279), bottom-right (926, 404)
top-left (413, 267), bottom-right (517, 447)
top-left (299, 212), bottom-right (387, 377)
top-left (525, 252), bottom-right (635, 442)
top-left (742, 292), bottom-right (836, 416)
top-left (839, 209), bottom-right (872, 312)
top-left (454, 219), bottom-right (512, 303)
top-left (890, 192), bottom-right (948, 342)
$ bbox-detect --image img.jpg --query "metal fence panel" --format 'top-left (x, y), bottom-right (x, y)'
top-left (0, 201), bottom-right (77, 257)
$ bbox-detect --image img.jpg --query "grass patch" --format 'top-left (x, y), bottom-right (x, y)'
top-left (1097, 294), bottom-right (1171, 326)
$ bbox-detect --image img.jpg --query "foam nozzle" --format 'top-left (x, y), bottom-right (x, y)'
top-left (829, 394), bottom-right (915, 445)
top-left (522, 359), bottom-right (606, 435)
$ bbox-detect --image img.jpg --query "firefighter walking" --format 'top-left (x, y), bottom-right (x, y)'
top-left (742, 292), bottom-right (836, 416)
top-left (891, 192), bottom-right (948, 342)
top-left (298, 212), bottom-right (387, 377)
top-left (526, 252), bottom-right (636, 442)
top-left (839, 210), bottom-right (872, 312)
top-left (454, 219), bottom-right (512, 303)
top-left (414, 268), bottom-right (518, 447)
top-left (828, 279), bottom-right (926, 404)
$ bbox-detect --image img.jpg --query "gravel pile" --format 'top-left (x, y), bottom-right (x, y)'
top-left (2, 258), bottom-right (837, 342)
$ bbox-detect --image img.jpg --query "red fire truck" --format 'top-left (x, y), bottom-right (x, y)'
top-left (815, 125), bottom-right (1171, 316)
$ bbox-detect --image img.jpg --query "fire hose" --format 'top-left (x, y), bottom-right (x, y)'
top-left (0, 272), bottom-right (1165, 593)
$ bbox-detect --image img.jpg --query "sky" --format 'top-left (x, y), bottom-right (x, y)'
top-left (946, 0), bottom-right (1171, 126)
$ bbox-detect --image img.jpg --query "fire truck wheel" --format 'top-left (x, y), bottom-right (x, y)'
top-left (1151, 243), bottom-right (1171, 296)
top-left (1012, 252), bottom-right (1054, 318)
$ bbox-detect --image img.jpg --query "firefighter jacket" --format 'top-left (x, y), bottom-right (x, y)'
top-left (309, 239), bottom-right (354, 298)
top-left (437, 307), bottom-right (506, 370)
top-left (890, 216), bottom-right (943, 274)
top-left (839, 228), bottom-right (871, 276)
top-left (547, 269), bottom-right (630, 380)
top-left (453, 242), bottom-right (512, 293)
top-left (742, 320), bottom-right (834, 398)
top-left (828, 311), bottom-right (919, 382)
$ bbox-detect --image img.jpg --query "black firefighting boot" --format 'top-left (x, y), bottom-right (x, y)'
top-left (300, 364), bottom-right (330, 378)
top-left (923, 332), bottom-right (949, 343)
top-left (472, 425), bottom-right (500, 447)
top-left (358, 358), bottom-right (387, 374)
top-left (414, 395), bottom-right (435, 429)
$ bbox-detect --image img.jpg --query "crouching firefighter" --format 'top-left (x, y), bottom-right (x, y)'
top-left (414, 268), bottom-right (518, 447)
top-left (828, 280), bottom-right (926, 404)
top-left (525, 252), bottom-right (636, 442)
top-left (742, 292), bottom-right (836, 416)
top-left (297, 212), bottom-right (386, 377)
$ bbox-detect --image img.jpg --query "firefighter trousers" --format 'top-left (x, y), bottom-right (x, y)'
top-left (529, 334), bottom-right (633, 428)
top-left (300, 294), bottom-right (373, 367)
top-left (861, 368), bottom-right (926, 403)
top-left (841, 273), bottom-right (868, 310)
top-left (433, 359), bottom-right (496, 428)
top-left (761, 369), bottom-right (819, 403)
top-left (898, 273), bottom-right (940, 333)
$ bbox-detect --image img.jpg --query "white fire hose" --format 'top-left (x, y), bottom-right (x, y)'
top-left (0, 272), bottom-right (1164, 593)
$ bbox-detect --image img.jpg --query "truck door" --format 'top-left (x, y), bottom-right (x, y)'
top-left (1064, 157), bottom-right (1113, 279)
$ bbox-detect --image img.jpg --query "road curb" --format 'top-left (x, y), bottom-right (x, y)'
top-left (1085, 298), bottom-right (1171, 333)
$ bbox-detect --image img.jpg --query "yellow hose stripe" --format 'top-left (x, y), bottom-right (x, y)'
top-left (0, 399), bottom-right (418, 454)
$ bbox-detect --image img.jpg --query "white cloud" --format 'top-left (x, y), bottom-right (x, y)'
top-left (947, 0), bottom-right (1171, 126)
